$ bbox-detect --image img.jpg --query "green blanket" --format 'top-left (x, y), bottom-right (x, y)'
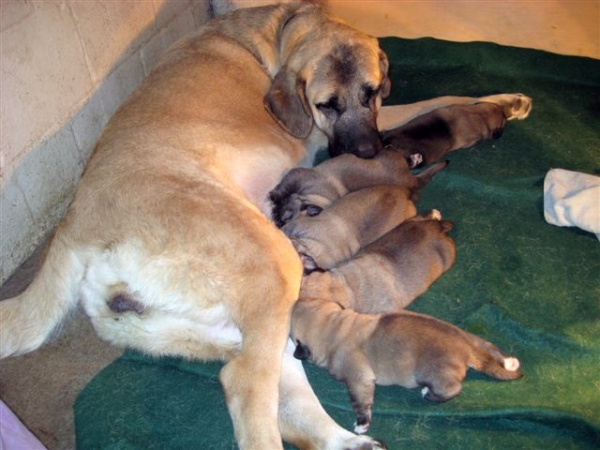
top-left (75, 37), bottom-right (600, 449)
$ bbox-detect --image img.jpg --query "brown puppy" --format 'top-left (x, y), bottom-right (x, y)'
top-left (300, 213), bottom-right (456, 313)
top-left (381, 101), bottom-right (517, 168)
top-left (270, 147), bottom-right (447, 227)
top-left (291, 297), bottom-right (523, 434)
top-left (282, 185), bottom-right (418, 270)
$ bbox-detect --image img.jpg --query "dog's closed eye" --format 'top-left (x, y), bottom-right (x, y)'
top-left (301, 204), bottom-right (323, 217)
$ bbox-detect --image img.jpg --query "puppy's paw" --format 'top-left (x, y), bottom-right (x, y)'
top-left (408, 152), bottom-right (424, 168)
top-left (354, 422), bottom-right (370, 435)
top-left (479, 93), bottom-right (533, 120)
top-left (503, 356), bottom-right (521, 371)
top-left (429, 209), bottom-right (442, 220)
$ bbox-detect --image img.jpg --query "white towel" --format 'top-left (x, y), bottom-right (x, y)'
top-left (544, 168), bottom-right (600, 240)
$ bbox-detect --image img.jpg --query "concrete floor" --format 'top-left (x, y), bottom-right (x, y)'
top-left (1, 1), bottom-right (598, 449)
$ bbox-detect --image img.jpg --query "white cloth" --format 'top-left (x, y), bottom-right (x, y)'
top-left (544, 168), bottom-right (600, 240)
top-left (0, 400), bottom-right (46, 450)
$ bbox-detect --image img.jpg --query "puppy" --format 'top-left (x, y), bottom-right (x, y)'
top-left (291, 297), bottom-right (523, 434)
top-left (300, 213), bottom-right (457, 313)
top-left (382, 102), bottom-right (511, 168)
top-left (270, 147), bottom-right (448, 227)
top-left (282, 185), bottom-right (418, 270)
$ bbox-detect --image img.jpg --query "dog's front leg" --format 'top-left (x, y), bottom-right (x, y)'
top-left (377, 93), bottom-right (532, 131)
top-left (278, 340), bottom-right (385, 450)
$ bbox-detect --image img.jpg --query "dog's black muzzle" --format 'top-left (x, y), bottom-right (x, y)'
top-left (329, 113), bottom-right (383, 159)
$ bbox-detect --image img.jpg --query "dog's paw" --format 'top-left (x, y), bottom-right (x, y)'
top-left (479, 93), bottom-right (533, 120)
top-left (503, 356), bottom-right (521, 371)
top-left (429, 209), bottom-right (442, 220)
top-left (331, 431), bottom-right (387, 450)
top-left (407, 152), bottom-right (424, 168)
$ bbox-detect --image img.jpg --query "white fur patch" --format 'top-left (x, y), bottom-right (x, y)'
top-left (353, 423), bottom-right (369, 435)
top-left (421, 387), bottom-right (430, 397)
top-left (503, 357), bottom-right (520, 371)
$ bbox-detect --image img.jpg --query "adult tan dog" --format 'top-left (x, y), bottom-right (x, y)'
top-left (0, 2), bottom-right (531, 449)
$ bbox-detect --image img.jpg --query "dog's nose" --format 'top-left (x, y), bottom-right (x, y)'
top-left (355, 138), bottom-right (382, 159)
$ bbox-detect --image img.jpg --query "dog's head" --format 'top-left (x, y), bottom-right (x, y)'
top-left (264, 5), bottom-right (391, 159)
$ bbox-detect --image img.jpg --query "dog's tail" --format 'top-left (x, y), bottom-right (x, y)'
top-left (0, 227), bottom-right (85, 358)
top-left (468, 333), bottom-right (524, 381)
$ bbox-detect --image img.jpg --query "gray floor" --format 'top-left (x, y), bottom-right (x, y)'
top-left (0, 239), bottom-right (122, 449)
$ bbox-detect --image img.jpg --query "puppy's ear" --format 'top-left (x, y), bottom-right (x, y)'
top-left (301, 254), bottom-right (322, 275)
top-left (441, 220), bottom-right (454, 232)
top-left (265, 66), bottom-right (313, 138)
top-left (293, 340), bottom-right (313, 360)
top-left (378, 51), bottom-right (391, 99)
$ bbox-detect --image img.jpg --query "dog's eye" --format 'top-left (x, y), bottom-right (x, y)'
top-left (360, 85), bottom-right (379, 107)
top-left (316, 97), bottom-right (340, 116)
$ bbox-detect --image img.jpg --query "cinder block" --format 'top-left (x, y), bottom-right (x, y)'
top-left (140, 26), bottom-right (170, 76)
top-left (1, 2), bottom-right (92, 175)
top-left (69, 1), bottom-right (156, 83)
top-left (96, 52), bottom-right (147, 119)
top-left (13, 125), bottom-right (82, 229)
top-left (0, 177), bottom-right (35, 283)
top-left (161, 5), bottom-right (199, 50)
top-left (0, 0), bottom-right (34, 33)
top-left (154, 0), bottom-right (194, 29)
top-left (70, 91), bottom-right (109, 162)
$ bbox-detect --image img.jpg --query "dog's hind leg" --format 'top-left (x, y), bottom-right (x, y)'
top-left (277, 340), bottom-right (385, 450)
top-left (0, 227), bottom-right (87, 358)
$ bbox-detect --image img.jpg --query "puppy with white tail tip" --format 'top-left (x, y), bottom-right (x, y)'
top-left (291, 297), bottom-right (523, 435)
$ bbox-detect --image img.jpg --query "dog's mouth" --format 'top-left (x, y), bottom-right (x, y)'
top-left (328, 136), bottom-right (383, 159)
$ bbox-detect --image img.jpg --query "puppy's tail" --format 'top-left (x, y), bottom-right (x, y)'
top-left (469, 334), bottom-right (524, 381)
top-left (0, 227), bottom-right (85, 358)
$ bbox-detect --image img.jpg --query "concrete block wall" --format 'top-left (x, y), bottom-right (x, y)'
top-left (0, 0), bottom-right (213, 284)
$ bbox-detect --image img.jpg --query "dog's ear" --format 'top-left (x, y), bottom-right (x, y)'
top-left (265, 67), bottom-right (313, 138)
top-left (293, 340), bottom-right (313, 360)
top-left (378, 50), bottom-right (391, 99)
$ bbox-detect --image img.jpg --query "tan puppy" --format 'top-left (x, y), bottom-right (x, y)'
top-left (291, 297), bottom-right (523, 434)
top-left (0, 2), bottom-right (532, 448)
top-left (282, 185), bottom-right (417, 270)
top-left (270, 147), bottom-right (448, 227)
top-left (300, 214), bottom-right (456, 313)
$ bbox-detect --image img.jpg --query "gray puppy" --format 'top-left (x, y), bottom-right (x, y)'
top-left (270, 147), bottom-right (447, 227)
top-left (282, 185), bottom-right (417, 270)
top-left (300, 213), bottom-right (456, 313)
top-left (291, 297), bottom-right (523, 434)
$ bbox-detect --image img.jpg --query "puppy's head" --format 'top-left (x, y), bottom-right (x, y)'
top-left (269, 168), bottom-right (330, 227)
top-left (265, 5), bottom-right (390, 159)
